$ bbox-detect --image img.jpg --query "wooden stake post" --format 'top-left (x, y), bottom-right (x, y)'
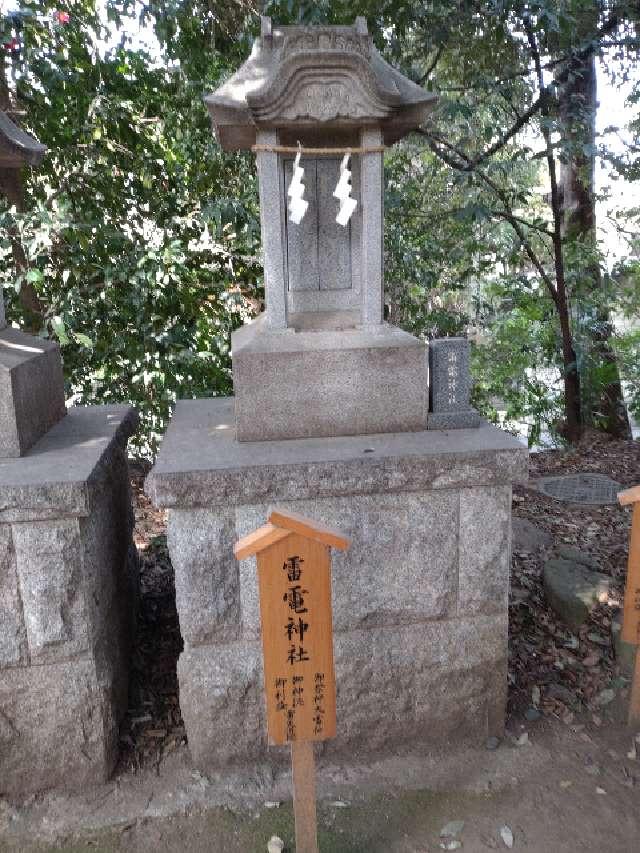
top-left (234, 509), bottom-right (350, 853)
top-left (618, 485), bottom-right (640, 727)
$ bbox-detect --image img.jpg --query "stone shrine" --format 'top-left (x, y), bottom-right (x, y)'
top-left (148, 18), bottom-right (527, 771)
top-left (204, 15), bottom-right (437, 441)
top-left (0, 113), bottom-right (138, 797)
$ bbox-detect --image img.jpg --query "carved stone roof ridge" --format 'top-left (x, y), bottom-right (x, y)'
top-left (204, 17), bottom-right (438, 150)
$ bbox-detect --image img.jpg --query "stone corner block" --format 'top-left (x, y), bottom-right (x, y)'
top-left (0, 658), bottom-right (116, 798)
top-left (458, 486), bottom-right (512, 616)
top-left (167, 509), bottom-right (240, 646)
top-left (0, 326), bottom-right (66, 458)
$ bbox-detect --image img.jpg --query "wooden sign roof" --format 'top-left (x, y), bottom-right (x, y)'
top-left (233, 508), bottom-right (350, 559)
top-left (619, 485), bottom-right (640, 506)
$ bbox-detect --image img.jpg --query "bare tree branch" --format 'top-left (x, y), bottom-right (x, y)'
top-left (418, 44), bottom-right (445, 85)
top-left (416, 128), bottom-right (559, 302)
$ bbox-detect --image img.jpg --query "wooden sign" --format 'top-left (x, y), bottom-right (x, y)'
top-left (618, 485), bottom-right (640, 727)
top-left (619, 487), bottom-right (640, 645)
top-left (234, 509), bottom-right (350, 853)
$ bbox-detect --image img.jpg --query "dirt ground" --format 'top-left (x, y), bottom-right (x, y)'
top-left (1, 431), bottom-right (640, 852)
top-left (1, 717), bottom-right (639, 852)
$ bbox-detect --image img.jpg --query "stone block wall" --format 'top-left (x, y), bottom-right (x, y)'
top-left (0, 406), bottom-right (138, 798)
top-left (149, 399), bottom-right (527, 773)
top-left (168, 487), bottom-right (510, 769)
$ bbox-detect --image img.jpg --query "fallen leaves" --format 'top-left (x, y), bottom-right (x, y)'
top-left (509, 431), bottom-right (638, 726)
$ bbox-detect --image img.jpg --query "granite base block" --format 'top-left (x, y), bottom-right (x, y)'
top-left (232, 316), bottom-right (428, 440)
top-left (427, 409), bottom-right (482, 430)
top-left (177, 616), bottom-right (507, 769)
top-left (0, 404), bottom-right (138, 798)
top-left (149, 398), bottom-right (526, 773)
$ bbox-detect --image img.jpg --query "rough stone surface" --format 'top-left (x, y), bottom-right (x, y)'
top-left (235, 490), bottom-right (459, 637)
top-left (147, 398), bottom-right (528, 509)
top-left (177, 643), bottom-right (266, 767)
top-left (0, 404), bottom-right (138, 797)
top-left (512, 518), bottom-right (553, 553)
top-left (0, 658), bottom-right (111, 797)
top-left (458, 487), bottom-right (511, 615)
top-left (543, 557), bottom-right (611, 632)
top-left (149, 397), bottom-right (524, 772)
top-left (427, 410), bottom-right (482, 430)
top-left (0, 326), bottom-right (66, 458)
top-left (178, 616), bottom-right (507, 768)
top-left (232, 318), bottom-right (428, 440)
top-left (13, 520), bottom-right (88, 663)
top-left (0, 525), bottom-right (25, 667)
top-left (553, 544), bottom-right (600, 570)
top-left (168, 509), bottom-right (240, 646)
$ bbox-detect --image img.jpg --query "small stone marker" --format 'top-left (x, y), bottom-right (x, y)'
top-left (618, 484), bottom-right (640, 726)
top-left (428, 337), bottom-right (480, 429)
top-left (234, 508), bottom-right (350, 853)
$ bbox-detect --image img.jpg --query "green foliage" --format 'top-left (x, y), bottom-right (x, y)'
top-left (0, 1), bottom-right (263, 456)
top-left (1, 0), bottom-right (639, 455)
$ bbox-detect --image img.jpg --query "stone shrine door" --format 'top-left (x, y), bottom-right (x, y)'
top-left (283, 156), bottom-right (361, 320)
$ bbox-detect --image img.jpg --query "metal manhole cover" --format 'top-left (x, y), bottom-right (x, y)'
top-left (536, 473), bottom-right (622, 505)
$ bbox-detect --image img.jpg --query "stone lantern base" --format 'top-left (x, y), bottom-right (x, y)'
top-left (0, 405), bottom-right (139, 797)
top-left (147, 398), bottom-right (527, 771)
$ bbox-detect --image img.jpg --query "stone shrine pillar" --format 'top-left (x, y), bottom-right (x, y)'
top-left (0, 112), bottom-right (139, 797)
top-left (148, 18), bottom-right (528, 772)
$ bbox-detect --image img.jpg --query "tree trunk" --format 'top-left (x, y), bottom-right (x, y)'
top-left (556, 50), bottom-right (631, 438)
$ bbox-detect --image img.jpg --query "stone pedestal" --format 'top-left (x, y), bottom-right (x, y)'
top-left (147, 398), bottom-right (527, 771)
top-left (0, 405), bottom-right (139, 797)
top-left (233, 316), bottom-right (428, 441)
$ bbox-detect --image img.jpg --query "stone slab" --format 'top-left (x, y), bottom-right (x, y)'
top-left (147, 398), bottom-right (528, 509)
top-left (178, 615), bottom-right (507, 769)
top-left (0, 657), bottom-right (114, 798)
top-left (231, 317), bottom-right (428, 440)
top-left (427, 410), bottom-right (482, 430)
top-left (429, 337), bottom-right (473, 414)
top-left (0, 404), bottom-right (138, 522)
top-left (0, 327), bottom-right (66, 458)
top-left (234, 491), bottom-right (459, 637)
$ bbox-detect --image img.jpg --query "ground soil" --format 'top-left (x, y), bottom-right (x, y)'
top-left (1, 432), bottom-right (639, 852)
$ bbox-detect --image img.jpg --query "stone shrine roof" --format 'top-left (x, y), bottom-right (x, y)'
top-left (205, 17), bottom-right (438, 150)
top-left (0, 111), bottom-right (47, 167)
